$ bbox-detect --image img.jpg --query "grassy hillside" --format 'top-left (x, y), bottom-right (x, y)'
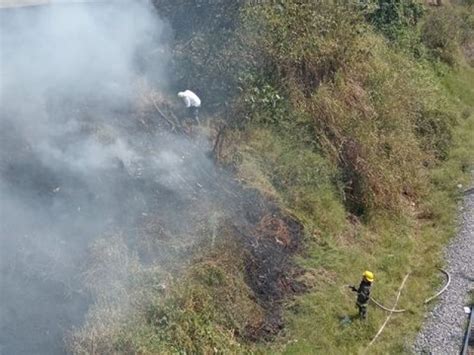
top-left (70, 1), bottom-right (474, 353)
top-left (270, 66), bottom-right (474, 354)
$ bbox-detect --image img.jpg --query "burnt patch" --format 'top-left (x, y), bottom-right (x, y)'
top-left (228, 189), bottom-right (305, 341)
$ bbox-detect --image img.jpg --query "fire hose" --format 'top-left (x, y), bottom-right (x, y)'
top-left (367, 273), bottom-right (411, 349)
top-left (344, 269), bottom-right (452, 351)
top-left (348, 268), bottom-right (451, 313)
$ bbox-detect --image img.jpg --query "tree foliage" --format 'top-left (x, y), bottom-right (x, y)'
top-left (366, 0), bottom-right (424, 40)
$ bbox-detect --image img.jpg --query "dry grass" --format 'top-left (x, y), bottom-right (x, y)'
top-left (68, 2), bottom-right (473, 353)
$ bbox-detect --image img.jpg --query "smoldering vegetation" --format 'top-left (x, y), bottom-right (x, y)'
top-left (0, 2), bottom-right (303, 354)
top-left (0, 2), bottom-right (182, 353)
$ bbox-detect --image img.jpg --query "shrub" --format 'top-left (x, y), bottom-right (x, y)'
top-left (421, 8), bottom-right (462, 65)
top-left (240, 2), bottom-right (365, 96)
top-left (366, 0), bottom-right (425, 41)
top-left (302, 34), bottom-right (452, 213)
top-left (227, 3), bottom-right (455, 215)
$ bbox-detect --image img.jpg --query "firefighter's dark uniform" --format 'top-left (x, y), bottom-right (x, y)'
top-left (355, 280), bottom-right (371, 319)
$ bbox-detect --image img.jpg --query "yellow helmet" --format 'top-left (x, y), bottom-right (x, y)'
top-left (363, 271), bottom-right (374, 282)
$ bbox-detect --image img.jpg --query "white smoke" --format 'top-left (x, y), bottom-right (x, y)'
top-left (0, 2), bottom-right (174, 354)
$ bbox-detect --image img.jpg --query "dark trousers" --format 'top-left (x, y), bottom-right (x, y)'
top-left (357, 303), bottom-right (368, 319)
top-left (188, 107), bottom-right (200, 125)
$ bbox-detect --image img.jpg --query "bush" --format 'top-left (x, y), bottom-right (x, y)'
top-left (240, 2), bottom-right (365, 96)
top-left (422, 8), bottom-right (462, 65)
top-left (224, 2), bottom-right (455, 215)
top-left (366, 0), bottom-right (425, 40)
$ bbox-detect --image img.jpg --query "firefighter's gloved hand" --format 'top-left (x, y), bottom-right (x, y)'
top-left (349, 285), bottom-right (357, 292)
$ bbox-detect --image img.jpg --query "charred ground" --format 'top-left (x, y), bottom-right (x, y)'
top-left (0, 40), bottom-right (304, 353)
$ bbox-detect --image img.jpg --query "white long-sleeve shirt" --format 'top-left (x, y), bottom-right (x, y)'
top-left (177, 90), bottom-right (201, 108)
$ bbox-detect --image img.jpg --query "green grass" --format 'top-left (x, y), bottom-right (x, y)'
top-left (69, 62), bottom-right (473, 355)
top-left (262, 66), bottom-right (474, 354)
top-left (68, 3), bottom-right (474, 352)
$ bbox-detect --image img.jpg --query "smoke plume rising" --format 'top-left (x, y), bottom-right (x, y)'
top-left (0, 2), bottom-right (212, 353)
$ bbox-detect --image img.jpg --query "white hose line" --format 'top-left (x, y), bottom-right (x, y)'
top-left (366, 273), bottom-right (411, 349)
top-left (359, 268), bottom-right (451, 313)
top-left (370, 297), bottom-right (407, 313)
top-left (424, 268), bottom-right (451, 304)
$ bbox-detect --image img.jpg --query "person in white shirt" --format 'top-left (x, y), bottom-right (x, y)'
top-left (177, 90), bottom-right (201, 125)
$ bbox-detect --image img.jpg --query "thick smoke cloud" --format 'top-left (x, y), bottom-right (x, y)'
top-left (0, 2), bottom-right (193, 354)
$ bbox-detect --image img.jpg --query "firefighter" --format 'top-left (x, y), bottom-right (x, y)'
top-left (177, 90), bottom-right (201, 125)
top-left (350, 270), bottom-right (374, 320)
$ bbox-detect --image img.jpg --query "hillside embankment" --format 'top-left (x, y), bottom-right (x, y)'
top-left (70, 1), bottom-right (474, 352)
top-left (1, 1), bottom-right (473, 354)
